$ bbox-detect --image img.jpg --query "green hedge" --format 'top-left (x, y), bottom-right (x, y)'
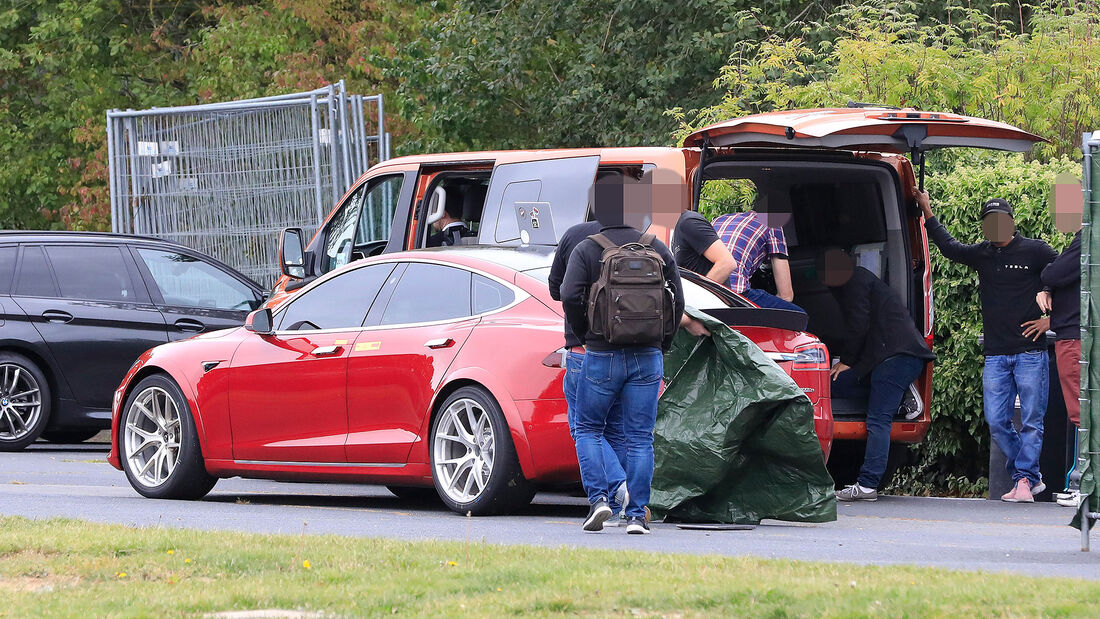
top-left (889, 152), bottom-right (1078, 494)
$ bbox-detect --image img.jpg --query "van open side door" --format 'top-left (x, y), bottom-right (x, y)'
top-left (478, 155), bottom-right (601, 245)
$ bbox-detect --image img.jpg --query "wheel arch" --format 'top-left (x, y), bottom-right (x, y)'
top-left (425, 371), bottom-right (535, 480)
top-left (0, 342), bottom-right (64, 419)
top-left (115, 364), bottom-right (210, 457)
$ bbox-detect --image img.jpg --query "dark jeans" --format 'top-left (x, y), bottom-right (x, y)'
top-left (563, 351), bottom-right (627, 505)
top-left (574, 347), bottom-right (662, 518)
top-left (983, 351), bottom-right (1049, 486)
top-left (833, 354), bottom-right (925, 489)
top-left (743, 287), bottom-right (805, 313)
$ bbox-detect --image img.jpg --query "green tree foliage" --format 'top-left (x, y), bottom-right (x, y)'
top-left (391, 0), bottom-right (867, 153)
top-left (673, 1), bottom-right (1096, 487)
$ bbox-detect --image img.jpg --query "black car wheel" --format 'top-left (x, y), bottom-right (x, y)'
top-left (119, 374), bottom-right (216, 500)
top-left (0, 352), bottom-right (52, 452)
top-left (430, 386), bottom-right (534, 515)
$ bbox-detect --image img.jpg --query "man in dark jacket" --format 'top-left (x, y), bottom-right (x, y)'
top-left (822, 250), bottom-right (936, 501)
top-left (561, 200), bottom-right (686, 534)
top-left (1037, 229), bottom-right (1081, 428)
top-left (426, 201), bottom-right (472, 247)
top-left (919, 192), bottom-right (1056, 503)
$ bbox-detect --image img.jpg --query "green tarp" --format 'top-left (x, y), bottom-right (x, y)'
top-left (650, 307), bottom-right (837, 525)
top-left (1076, 132), bottom-right (1099, 531)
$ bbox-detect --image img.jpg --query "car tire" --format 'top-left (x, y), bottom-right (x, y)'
top-left (430, 385), bottom-right (535, 515)
top-left (40, 429), bottom-right (101, 444)
top-left (119, 374), bottom-right (216, 500)
top-left (0, 352), bottom-right (52, 452)
top-left (386, 485), bottom-right (441, 503)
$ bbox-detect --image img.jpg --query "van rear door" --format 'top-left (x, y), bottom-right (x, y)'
top-left (683, 108), bottom-right (1044, 153)
top-left (478, 155), bottom-right (600, 245)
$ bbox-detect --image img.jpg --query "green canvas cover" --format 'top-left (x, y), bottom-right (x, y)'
top-left (1076, 132), bottom-right (1099, 531)
top-left (650, 307), bottom-right (837, 524)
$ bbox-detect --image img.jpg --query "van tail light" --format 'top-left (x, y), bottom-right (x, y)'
top-left (766, 343), bottom-right (829, 370)
top-left (542, 348), bottom-right (568, 368)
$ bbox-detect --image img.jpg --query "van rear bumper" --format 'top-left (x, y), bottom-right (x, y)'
top-left (832, 419), bottom-right (930, 444)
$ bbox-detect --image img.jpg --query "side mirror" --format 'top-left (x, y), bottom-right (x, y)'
top-left (279, 228), bottom-right (306, 279)
top-left (244, 308), bottom-right (274, 335)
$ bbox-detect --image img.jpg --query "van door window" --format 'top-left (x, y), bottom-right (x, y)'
top-left (324, 175), bottom-right (402, 273)
top-left (480, 156), bottom-right (600, 244)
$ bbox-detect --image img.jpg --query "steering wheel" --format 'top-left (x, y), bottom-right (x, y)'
top-left (355, 240), bottom-right (389, 258)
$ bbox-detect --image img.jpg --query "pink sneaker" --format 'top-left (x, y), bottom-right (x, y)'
top-left (1002, 479), bottom-right (1034, 503)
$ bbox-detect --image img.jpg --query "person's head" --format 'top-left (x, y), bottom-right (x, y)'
top-left (817, 248), bottom-right (854, 288)
top-left (1050, 172), bottom-right (1083, 234)
top-left (979, 198), bottom-right (1016, 246)
top-left (432, 199), bottom-right (464, 232)
top-left (748, 191), bottom-right (791, 229)
top-left (593, 175), bottom-right (627, 227)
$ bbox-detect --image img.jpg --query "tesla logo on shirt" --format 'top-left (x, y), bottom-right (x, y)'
top-left (355, 341), bottom-right (382, 352)
top-left (1004, 264), bottom-right (1031, 270)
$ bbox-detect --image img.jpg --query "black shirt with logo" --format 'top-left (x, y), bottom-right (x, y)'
top-left (672, 211), bottom-right (719, 277)
top-left (925, 216), bottom-right (1057, 356)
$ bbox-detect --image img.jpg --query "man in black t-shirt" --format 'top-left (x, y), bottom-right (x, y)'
top-left (671, 210), bottom-right (737, 285)
top-left (919, 192), bottom-right (1056, 503)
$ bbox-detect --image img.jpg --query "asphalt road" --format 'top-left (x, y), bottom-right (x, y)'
top-left (4, 438), bottom-right (1100, 581)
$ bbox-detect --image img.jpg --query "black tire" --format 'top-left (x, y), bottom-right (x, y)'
top-left (40, 429), bottom-right (101, 444)
top-left (430, 385), bottom-right (535, 515)
top-left (119, 374), bottom-right (216, 500)
top-left (386, 485), bottom-right (441, 502)
top-left (0, 352), bottom-right (52, 452)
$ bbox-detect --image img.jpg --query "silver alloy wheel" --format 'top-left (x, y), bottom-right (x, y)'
top-left (434, 398), bottom-right (496, 503)
top-left (0, 363), bottom-right (42, 442)
top-left (123, 386), bottom-right (182, 488)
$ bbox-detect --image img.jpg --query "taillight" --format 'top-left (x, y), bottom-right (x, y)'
top-left (542, 348), bottom-right (567, 368)
top-left (792, 342), bottom-right (829, 370)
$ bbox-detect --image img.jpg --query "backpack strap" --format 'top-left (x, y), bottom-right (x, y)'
top-left (588, 233), bottom-right (617, 250)
top-left (638, 232), bottom-right (656, 246)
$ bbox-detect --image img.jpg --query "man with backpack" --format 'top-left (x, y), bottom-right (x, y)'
top-left (560, 200), bottom-right (685, 534)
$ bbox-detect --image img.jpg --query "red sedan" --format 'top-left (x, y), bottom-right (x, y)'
top-left (107, 247), bottom-right (832, 515)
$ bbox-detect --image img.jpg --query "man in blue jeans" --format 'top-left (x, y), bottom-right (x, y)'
top-left (819, 250), bottom-right (936, 501)
top-left (560, 200), bottom-right (686, 534)
top-left (920, 192), bottom-right (1056, 502)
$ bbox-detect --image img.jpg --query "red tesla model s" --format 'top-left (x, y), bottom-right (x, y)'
top-left (107, 246), bottom-right (832, 515)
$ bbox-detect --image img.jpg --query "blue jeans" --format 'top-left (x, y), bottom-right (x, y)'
top-left (563, 351), bottom-right (627, 507)
top-left (574, 347), bottom-right (662, 518)
top-left (833, 355), bottom-right (925, 489)
top-left (743, 287), bottom-right (805, 313)
top-left (984, 351), bottom-right (1049, 486)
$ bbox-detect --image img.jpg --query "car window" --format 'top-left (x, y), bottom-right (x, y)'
top-left (380, 263), bottom-right (472, 325)
top-left (44, 245), bottom-right (137, 303)
top-left (15, 246), bottom-right (57, 297)
top-left (472, 274), bottom-right (514, 314)
top-left (682, 279), bottom-right (731, 309)
top-left (324, 175), bottom-right (402, 273)
top-left (0, 246), bottom-right (16, 294)
top-left (136, 248), bottom-right (258, 311)
top-left (356, 176), bottom-right (401, 248)
top-left (278, 263), bottom-right (395, 331)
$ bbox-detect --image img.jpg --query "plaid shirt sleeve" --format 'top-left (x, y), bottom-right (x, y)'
top-left (765, 226), bottom-right (788, 257)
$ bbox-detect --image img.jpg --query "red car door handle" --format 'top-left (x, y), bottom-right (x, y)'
top-left (424, 338), bottom-right (455, 349)
top-left (311, 345), bottom-right (342, 357)
top-left (41, 310), bottom-right (73, 324)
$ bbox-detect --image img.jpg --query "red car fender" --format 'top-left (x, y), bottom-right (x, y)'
top-left (416, 366), bottom-right (536, 480)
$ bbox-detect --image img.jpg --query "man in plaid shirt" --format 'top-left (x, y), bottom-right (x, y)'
top-left (713, 209), bottom-right (803, 313)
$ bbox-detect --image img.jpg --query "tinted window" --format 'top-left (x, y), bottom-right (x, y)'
top-left (472, 275), bottom-right (514, 314)
top-left (15, 246), bottom-right (58, 297)
top-left (45, 246), bottom-right (138, 303)
top-left (0, 246), bottom-right (16, 294)
top-left (381, 263), bottom-right (471, 325)
top-left (137, 249), bottom-right (258, 311)
top-left (278, 263), bottom-right (395, 331)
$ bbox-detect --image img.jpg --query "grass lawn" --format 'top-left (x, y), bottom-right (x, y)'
top-left (1, 516), bottom-right (1098, 617)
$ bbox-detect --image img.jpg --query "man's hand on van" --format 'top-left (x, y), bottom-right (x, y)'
top-left (913, 189), bottom-right (932, 219)
top-left (681, 315), bottom-right (711, 337)
top-left (1021, 316), bottom-right (1050, 341)
top-left (830, 362), bottom-right (850, 381)
top-left (1035, 290), bottom-right (1053, 314)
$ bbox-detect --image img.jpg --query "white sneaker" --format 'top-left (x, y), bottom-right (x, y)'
top-left (605, 482), bottom-right (629, 526)
top-left (1057, 491), bottom-right (1082, 508)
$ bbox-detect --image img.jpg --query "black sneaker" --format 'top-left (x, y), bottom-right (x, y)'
top-left (583, 498), bottom-right (613, 532)
top-left (625, 516), bottom-right (650, 535)
top-left (898, 384), bottom-right (923, 420)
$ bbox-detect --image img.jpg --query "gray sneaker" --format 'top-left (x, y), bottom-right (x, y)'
top-left (836, 484), bottom-right (878, 502)
top-left (898, 384), bottom-right (923, 420)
